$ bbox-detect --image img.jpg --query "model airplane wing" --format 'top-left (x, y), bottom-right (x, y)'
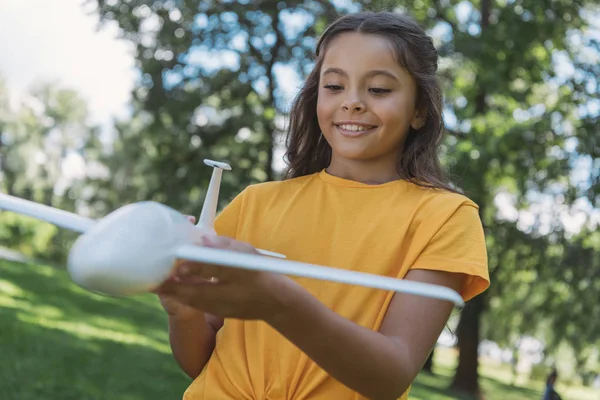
top-left (0, 192), bottom-right (95, 233)
top-left (175, 244), bottom-right (465, 306)
top-left (0, 192), bottom-right (282, 259)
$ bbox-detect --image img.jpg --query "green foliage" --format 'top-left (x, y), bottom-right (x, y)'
top-left (86, 0), bottom-right (348, 215)
top-left (0, 213), bottom-right (57, 257)
top-left (0, 77), bottom-right (100, 262)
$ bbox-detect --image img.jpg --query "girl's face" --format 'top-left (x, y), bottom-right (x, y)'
top-left (316, 32), bottom-right (424, 169)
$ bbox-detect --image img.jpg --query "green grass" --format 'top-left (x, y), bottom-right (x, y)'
top-left (0, 259), bottom-right (598, 400)
top-left (411, 337), bottom-right (599, 400)
top-left (0, 260), bottom-right (189, 399)
top-left (410, 351), bottom-right (543, 400)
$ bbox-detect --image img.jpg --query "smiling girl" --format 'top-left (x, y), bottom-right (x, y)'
top-left (155, 11), bottom-right (490, 400)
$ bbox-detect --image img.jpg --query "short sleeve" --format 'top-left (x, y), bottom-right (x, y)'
top-left (410, 203), bottom-right (489, 302)
top-left (214, 189), bottom-right (246, 239)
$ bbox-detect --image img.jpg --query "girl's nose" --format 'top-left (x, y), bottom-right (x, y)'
top-left (342, 98), bottom-right (365, 112)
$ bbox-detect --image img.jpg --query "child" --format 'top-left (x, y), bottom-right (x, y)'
top-left (155, 11), bottom-right (490, 400)
top-left (542, 370), bottom-right (562, 400)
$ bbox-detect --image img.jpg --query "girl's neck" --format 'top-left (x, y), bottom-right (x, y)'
top-left (325, 158), bottom-right (402, 185)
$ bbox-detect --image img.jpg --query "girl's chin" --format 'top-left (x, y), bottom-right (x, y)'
top-left (329, 145), bottom-right (377, 161)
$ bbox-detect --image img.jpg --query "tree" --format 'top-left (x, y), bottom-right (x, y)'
top-left (87, 0), bottom-right (348, 214)
top-left (0, 77), bottom-right (101, 261)
top-left (385, 0), bottom-right (599, 395)
top-left (422, 349), bottom-right (436, 374)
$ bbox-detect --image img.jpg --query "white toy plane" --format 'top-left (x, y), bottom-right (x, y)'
top-left (0, 160), bottom-right (464, 306)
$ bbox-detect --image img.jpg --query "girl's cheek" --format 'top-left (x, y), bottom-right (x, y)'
top-left (317, 95), bottom-right (337, 111)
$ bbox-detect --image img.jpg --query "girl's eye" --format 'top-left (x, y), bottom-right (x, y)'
top-left (323, 84), bottom-right (343, 91)
top-left (369, 88), bottom-right (391, 95)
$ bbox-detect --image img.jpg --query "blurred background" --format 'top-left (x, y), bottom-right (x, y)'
top-left (0, 0), bottom-right (598, 399)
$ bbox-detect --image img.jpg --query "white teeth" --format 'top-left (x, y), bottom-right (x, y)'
top-left (338, 124), bottom-right (373, 132)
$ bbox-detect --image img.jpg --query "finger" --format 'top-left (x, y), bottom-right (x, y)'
top-left (152, 278), bottom-right (177, 294)
top-left (176, 261), bottom-right (222, 281)
top-left (184, 215), bottom-right (196, 224)
top-left (204, 236), bottom-right (257, 254)
top-left (166, 280), bottom-right (229, 309)
top-left (174, 271), bottom-right (218, 285)
top-left (180, 262), bottom-right (261, 286)
top-left (168, 259), bottom-right (189, 280)
top-left (201, 235), bottom-right (232, 248)
top-left (184, 276), bottom-right (219, 284)
top-left (175, 237), bottom-right (258, 282)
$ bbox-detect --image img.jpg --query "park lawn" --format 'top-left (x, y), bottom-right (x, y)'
top-left (0, 259), bottom-right (189, 400)
top-left (0, 260), bottom-right (598, 400)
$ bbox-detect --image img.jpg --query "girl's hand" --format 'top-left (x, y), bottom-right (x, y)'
top-left (157, 235), bottom-right (295, 321)
top-left (154, 215), bottom-right (204, 320)
top-left (156, 271), bottom-right (203, 320)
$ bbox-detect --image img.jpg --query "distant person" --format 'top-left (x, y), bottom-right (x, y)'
top-left (542, 370), bottom-right (562, 400)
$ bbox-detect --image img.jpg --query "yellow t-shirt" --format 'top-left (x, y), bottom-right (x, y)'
top-left (183, 170), bottom-right (489, 400)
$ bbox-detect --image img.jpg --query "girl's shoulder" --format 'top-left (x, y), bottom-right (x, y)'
top-left (403, 181), bottom-right (481, 212)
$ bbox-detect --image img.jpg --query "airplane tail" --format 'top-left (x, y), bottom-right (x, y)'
top-left (196, 159), bottom-right (232, 234)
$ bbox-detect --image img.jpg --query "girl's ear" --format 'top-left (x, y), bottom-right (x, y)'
top-left (410, 108), bottom-right (427, 130)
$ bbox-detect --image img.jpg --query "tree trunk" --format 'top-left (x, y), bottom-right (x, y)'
top-left (264, 9), bottom-right (283, 182)
top-left (450, 0), bottom-right (491, 397)
top-left (450, 294), bottom-right (485, 397)
top-left (422, 347), bottom-right (435, 374)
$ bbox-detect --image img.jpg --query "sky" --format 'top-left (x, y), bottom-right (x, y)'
top-left (0, 0), bottom-right (135, 127)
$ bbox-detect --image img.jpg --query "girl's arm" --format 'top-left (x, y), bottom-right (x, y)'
top-left (267, 269), bottom-right (466, 400)
top-left (156, 255), bottom-right (224, 379)
top-left (167, 312), bottom-right (220, 379)
top-left (167, 236), bottom-right (467, 397)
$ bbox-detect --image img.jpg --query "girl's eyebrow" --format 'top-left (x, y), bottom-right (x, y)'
top-left (322, 67), bottom-right (399, 82)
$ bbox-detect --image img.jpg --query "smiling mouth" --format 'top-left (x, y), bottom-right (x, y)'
top-left (334, 123), bottom-right (378, 136)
